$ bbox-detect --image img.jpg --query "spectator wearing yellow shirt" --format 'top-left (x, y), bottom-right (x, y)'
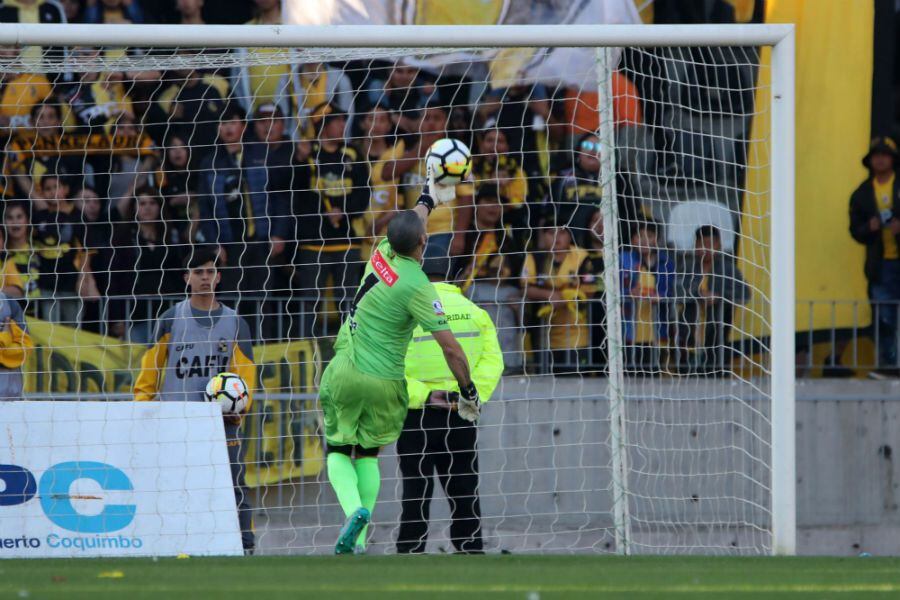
top-left (0, 46), bottom-right (51, 131)
top-left (472, 124), bottom-right (529, 233)
top-left (375, 100), bottom-right (474, 259)
top-left (2, 201), bottom-right (37, 300)
top-left (60, 47), bottom-right (133, 134)
top-left (522, 219), bottom-right (595, 373)
top-left (850, 137), bottom-right (900, 376)
top-left (459, 187), bottom-right (525, 374)
top-left (0, 229), bottom-right (26, 300)
top-left (4, 101), bottom-right (82, 199)
top-left (290, 62), bottom-right (355, 140)
top-left (0, 291), bottom-right (34, 400)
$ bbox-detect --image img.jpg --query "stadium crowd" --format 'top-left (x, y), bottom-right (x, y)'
top-left (0, 0), bottom-right (753, 376)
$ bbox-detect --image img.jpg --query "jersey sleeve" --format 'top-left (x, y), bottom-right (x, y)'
top-left (133, 307), bottom-right (175, 402)
top-left (230, 317), bottom-right (256, 416)
top-left (408, 280), bottom-right (449, 333)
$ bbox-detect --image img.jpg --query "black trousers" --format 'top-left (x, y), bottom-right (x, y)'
top-left (396, 408), bottom-right (483, 554)
top-left (679, 300), bottom-right (735, 372)
top-left (225, 422), bottom-right (254, 551)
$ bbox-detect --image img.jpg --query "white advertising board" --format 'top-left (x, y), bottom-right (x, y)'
top-left (0, 402), bottom-right (243, 558)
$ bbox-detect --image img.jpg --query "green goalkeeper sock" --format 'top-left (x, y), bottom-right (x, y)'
top-left (327, 452), bottom-right (361, 518)
top-left (354, 456), bottom-right (381, 549)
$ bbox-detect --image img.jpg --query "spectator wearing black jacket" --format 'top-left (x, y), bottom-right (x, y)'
top-left (195, 102), bottom-right (257, 294)
top-left (849, 136), bottom-right (900, 376)
top-left (243, 103), bottom-right (292, 296)
top-left (109, 189), bottom-right (184, 342)
top-left (290, 102), bottom-right (369, 335)
top-left (678, 226), bottom-right (750, 376)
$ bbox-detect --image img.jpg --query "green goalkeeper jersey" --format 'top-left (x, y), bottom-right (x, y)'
top-left (334, 238), bottom-right (449, 380)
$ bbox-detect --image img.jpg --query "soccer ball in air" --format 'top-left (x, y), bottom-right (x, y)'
top-left (205, 372), bottom-right (249, 415)
top-left (425, 138), bottom-right (472, 186)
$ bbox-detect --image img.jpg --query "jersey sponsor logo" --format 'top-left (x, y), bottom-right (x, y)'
top-left (432, 300), bottom-right (445, 316)
top-left (174, 354), bottom-right (230, 379)
top-left (371, 249), bottom-right (398, 286)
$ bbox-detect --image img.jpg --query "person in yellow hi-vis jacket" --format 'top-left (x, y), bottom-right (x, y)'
top-left (0, 291), bottom-right (33, 399)
top-left (397, 256), bottom-right (504, 554)
top-left (133, 246), bottom-right (257, 553)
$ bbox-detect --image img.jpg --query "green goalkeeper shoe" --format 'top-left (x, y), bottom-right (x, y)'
top-left (335, 508), bottom-right (370, 555)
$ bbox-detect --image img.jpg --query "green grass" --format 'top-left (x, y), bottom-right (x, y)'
top-left (2, 555), bottom-right (899, 599)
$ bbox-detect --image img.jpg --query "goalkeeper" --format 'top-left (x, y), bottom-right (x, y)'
top-left (319, 171), bottom-right (479, 555)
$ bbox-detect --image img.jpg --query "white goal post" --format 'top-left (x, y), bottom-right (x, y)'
top-left (0, 23), bottom-right (795, 556)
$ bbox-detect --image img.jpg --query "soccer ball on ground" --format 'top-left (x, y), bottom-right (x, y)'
top-left (205, 372), bottom-right (250, 415)
top-left (425, 137), bottom-right (472, 186)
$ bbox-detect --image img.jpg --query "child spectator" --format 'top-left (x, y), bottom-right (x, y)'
top-left (620, 220), bottom-right (676, 362)
top-left (679, 225), bottom-right (751, 375)
top-left (522, 219), bottom-right (594, 373)
top-left (459, 186), bottom-right (525, 374)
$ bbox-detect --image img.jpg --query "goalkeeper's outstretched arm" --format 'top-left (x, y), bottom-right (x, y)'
top-left (432, 328), bottom-right (480, 420)
top-left (432, 329), bottom-right (472, 392)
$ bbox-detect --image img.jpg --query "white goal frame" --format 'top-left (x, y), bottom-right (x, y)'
top-left (0, 22), bottom-right (796, 556)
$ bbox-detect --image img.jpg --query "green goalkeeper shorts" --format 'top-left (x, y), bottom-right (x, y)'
top-left (319, 351), bottom-right (409, 449)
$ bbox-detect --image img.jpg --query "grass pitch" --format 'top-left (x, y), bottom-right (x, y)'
top-left (2, 555), bottom-right (899, 599)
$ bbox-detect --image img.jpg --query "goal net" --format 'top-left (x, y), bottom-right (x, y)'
top-left (0, 26), bottom-right (793, 556)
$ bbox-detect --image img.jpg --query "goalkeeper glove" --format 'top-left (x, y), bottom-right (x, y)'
top-left (457, 382), bottom-right (481, 423)
top-left (426, 163), bottom-right (457, 205)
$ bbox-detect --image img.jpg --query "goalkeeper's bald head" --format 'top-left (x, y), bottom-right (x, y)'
top-left (387, 210), bottom-right (426, 258)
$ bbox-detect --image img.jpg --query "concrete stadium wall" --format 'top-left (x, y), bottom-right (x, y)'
top-left (255, 378), bottom-right (900, 556)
